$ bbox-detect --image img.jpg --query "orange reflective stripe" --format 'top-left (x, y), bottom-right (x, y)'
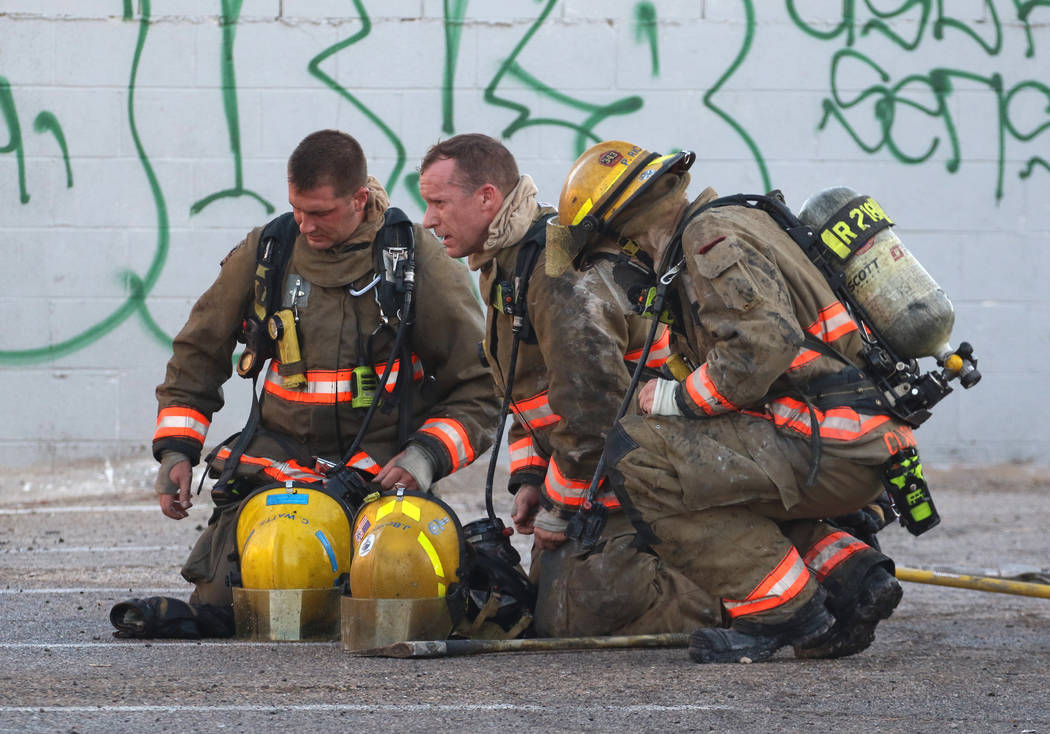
top-left (509, 436), bottom-right (548, 474)
top-left (511, 390), bottom-right (561, 431)
top-left (214, 448), bottom-right (324, 483)
top-left (684, 363), bottom-right (737, 416)
top-left (345, 451), bottom-right (380, 478)
top-left (807, 301), bottom-right (858, 343)
top-left (376, 355), bottom-right (425, 393)
top-left (723, 547), bottom-right (810, 619)
top-left (788, 347), bottom-right (822, 371)
top-left (766, 397), bottom-right (891, 440)
top-left (789, 302), bottom-right (859, 372)
top-left (264, 363), bottom-right (353, 404)
top-left (543, 458), bottom-right (620, 510)
top-left (624, 325), bottom-right (671, 369)
top-left (419, 418), bottom-right (475, 471)
top-left (154, 407), bottom-right (210, 444)
top-left (803, 531), bottom-right (869, 581)
top-left (264, 356), bottom-right (424, 403)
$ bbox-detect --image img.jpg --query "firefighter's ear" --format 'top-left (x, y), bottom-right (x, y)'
top-left (476, 182), bottom-right (504, 215)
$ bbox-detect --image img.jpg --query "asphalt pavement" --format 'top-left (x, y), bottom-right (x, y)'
top-left (2, 455), bottom-right (1049, 733)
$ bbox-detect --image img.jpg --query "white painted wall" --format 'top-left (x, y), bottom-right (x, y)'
top-left (1, 1), bottom-right (1047, 469)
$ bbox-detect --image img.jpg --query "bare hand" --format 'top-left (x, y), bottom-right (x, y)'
top-left (534, 527), bottom-right (567, 550)
top-left (375, 453), bottom-right (420, 491)
top-left (637, 379), bottom-right (657, 414)
top-left (512, 483), bottom-right (542, 534)
top-left (159, 460), bottom-right (192, 520)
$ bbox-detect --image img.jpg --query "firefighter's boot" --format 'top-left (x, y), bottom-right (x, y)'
top-left (795, 564), bottom-right (902, 659)
top-left (688, 591), bottom-right (834, 664)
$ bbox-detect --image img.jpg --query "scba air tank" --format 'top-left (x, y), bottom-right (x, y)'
top-left (798, 186), bottom-right (954, 360)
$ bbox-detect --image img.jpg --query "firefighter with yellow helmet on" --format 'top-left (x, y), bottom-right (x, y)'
top-left (545, 141), bottom-right (916, 663)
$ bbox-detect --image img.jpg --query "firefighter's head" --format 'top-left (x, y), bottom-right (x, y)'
top-left (546, 141), bottom-right (695, 275)
top-left (419, 134), bottom-right (520, 259)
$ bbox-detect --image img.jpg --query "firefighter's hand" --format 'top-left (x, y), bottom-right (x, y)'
top-left (375, 461), bottom-right (420, 491)
top-left (512, 483), bottom-right (542, 534)
top-left (158, 460), bottom-right (193, 520)
top-left (637, 379), bottom-right (657, 414)
top-left (533, 508), bottom-right (569, 550)
top-left (534, 527), bottom-right (567, 550)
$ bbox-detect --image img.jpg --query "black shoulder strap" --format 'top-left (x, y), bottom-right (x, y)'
top-left (251, 211), bottom-right (299, 322)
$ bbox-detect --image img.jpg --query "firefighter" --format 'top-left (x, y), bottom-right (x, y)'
top-left (545, 140), bottom-right (907, 663)
top-left (111, 130), bottom-right (497, 639)
top-left (418, 134), bottom-right (718, 636)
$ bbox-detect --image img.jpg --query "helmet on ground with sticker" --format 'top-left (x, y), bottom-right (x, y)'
top-left (349, 488), bottom-right (466, 599)
top-left (236, 482), bottom-right (354, 590)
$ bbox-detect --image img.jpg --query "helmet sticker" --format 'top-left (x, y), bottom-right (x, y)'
top-left (638, 169), bottom-right (655, 182)
top-left (354, 517), bottom-right (371, 544)
top-left (358, 533), bottom-right (375, 557)
top-left (599, 151), bottom-right (622, 167)
top-left (428, 515), bottom-right (450, 535)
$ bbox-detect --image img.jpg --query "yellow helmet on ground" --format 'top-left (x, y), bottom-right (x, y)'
top-left (546, 141), bottom-right (695, 275)
top-left (236, 482), bottom-right (354, 590)
top-left (349, 488), bottom-right (465, 599)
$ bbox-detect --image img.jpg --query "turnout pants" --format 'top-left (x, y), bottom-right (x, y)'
top-left (606, 410), bottom-right (888, 627)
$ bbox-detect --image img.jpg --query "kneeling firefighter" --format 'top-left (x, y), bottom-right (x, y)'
top-left (110, 130), bottom-right (498, 640)
top-left (545, 140), bottom-right (979, 663)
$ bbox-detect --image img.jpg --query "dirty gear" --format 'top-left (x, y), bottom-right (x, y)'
top-left (796, 562), bottom-right (902, 659)
top-left (564, 141), bottom-right (920, 646)
top-left (109, 596), bottom-right (235, 639)
top-left (475, 177), bottom-right (711, 636)
top-left (688, 589), bottom-right (834, 664)
top-left (149, 179), bottom-right (496, 609)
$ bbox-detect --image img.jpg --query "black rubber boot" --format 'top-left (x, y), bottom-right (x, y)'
top-left (688, 591), bottom-right (834, 664)
top-left (110, 596), bottom-right (235, 639)
top-left (794, 564), bottom-right (902, 659)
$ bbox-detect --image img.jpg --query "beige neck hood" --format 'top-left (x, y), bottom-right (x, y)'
top-left (467, 175), bottom-right (540, 271)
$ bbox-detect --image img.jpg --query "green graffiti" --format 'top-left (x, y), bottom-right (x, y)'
top-left (441, 0), bottom-right (469, 134)
top-left (634, 2), bottom-right (660, 76)
top-left (0, 77), bottom-right (29, 204)
top-left (791, 0), bottom-right (1050, 201)
top-left (307, 0), bottom-right (407, 193)
top-left (703, 0), bottom-right (771, 191)
top-left (0, 85), bottom-right (74, 201)
top-left (483, 0), bottom-right (644, 156)
top-left (33, 111), bottom-right (73, 188)
top-left (190, 0), bottom-right (274, 216)
top-left (0, 0), bottom-right (173, 365)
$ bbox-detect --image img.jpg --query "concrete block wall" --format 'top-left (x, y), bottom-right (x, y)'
top-left (1, 1), bottom-right (1047, 469)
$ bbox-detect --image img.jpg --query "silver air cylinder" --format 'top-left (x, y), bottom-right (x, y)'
top-left (798, 186), bottom-right (955, 360)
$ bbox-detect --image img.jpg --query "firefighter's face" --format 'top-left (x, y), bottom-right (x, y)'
top-left (419, 157), bottom-right (503, 259)
top-left (289, 183), bottom-right (369, 250)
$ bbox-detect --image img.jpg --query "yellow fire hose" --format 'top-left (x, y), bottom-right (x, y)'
top-left (896, 566), bottom-right (1050, 599)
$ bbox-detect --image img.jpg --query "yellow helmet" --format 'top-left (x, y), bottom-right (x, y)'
top-left (546, 141), bottom-right (695, 275)
top-left (235, 482), bottom-right (354, 590)
top-left (349, 489), bottom-right (465, 599)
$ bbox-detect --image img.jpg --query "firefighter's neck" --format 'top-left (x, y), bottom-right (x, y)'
top-left (649, 197), bottom-right (690, 266)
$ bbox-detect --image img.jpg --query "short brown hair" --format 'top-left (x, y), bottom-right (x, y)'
top-left (287, 130), bottom-right (367, 196)
top-left (420, 133), bottom-right (519, 197)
